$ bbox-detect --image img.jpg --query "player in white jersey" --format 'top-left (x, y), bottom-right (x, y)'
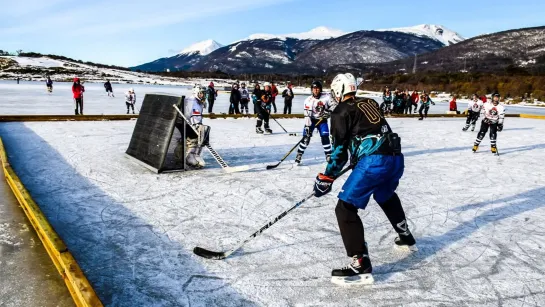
top-left (175, 85), bottom-right (210, 168)
top-left (473, 92), bottom-right (505, 155)
top-left (463, 94), bottom-right (484, 131)
top-left (295, 81), bottom-right (333, 164)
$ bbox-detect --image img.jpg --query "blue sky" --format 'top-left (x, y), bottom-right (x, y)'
top-left (1, 0), bottom-right (543, 67)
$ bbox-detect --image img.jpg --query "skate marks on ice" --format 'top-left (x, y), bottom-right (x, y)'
top-left (0, 123), bottom-right (255, 307)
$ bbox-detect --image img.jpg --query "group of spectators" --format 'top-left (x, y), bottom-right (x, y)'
top-left (381, 87), bottom-right (436, 119)
top-left (228, 81), bottom-right (295, 115)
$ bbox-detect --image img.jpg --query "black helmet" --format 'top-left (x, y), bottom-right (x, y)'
top-left (311, 80), bottom-right (323, 98)
top-left (492, 92), bottom-right (500, 97)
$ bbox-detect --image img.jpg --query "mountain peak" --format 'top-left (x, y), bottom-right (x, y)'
top-left (180, 40), bottom-right (223, 56)
top-left (244, 26), bottom-right (346, 41)
top-left (377, 24), bottom-right (465, 46)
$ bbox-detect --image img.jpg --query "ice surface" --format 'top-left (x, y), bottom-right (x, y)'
top-left (1, 116), bottom-right (545, 306)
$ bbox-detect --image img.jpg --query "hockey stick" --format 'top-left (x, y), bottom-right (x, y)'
top-left (193, 164), bottom-right (353, 260)
top-left (270, 116), bottom-right (296, 136)
top-left (173, 105), bottom-right (249, 173)
top-left (266, 118), bottom-right (324, 170)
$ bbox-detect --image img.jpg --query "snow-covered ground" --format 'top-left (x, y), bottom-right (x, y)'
top-left (2, 81), bottom-right (545, 116)
top-left (0, 116), bottom-right (544, 306)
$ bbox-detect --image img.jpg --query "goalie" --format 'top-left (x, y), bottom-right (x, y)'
top-left (175, 86), bottom-right (211, 169)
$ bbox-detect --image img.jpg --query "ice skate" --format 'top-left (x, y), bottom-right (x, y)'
top-left (186, 148), bottom-right (204, 169)
top-left (331, 255), bottom-right (374, 286)
top-left (418, 117), bottom-right (423, 120)
top-left (294, 152), bottom-right (303, 165)
top-left (462, 125), bottom-right (469, 131)
top-left (256, 127), bottom-right (264, 134)
top-left (471, 125), bottom-right (476, 131)
top-left (491, 145), bottom-right (498, 155)
top-left (472, 144), bottom-right (479, 152)
top-left (394, 233), bottom-right (418, 252)
top-left (264, 128), bottom-right (273, 134)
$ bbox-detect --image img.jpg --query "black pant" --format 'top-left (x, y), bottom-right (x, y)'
top-left (207, 99), bottom-right (214, 113)
top-left (419, 104), bottom-right (429, 118)
top-left (475, 121), bottom-right (498, 146)
top-left (465, 111), bottom-right (479, 125)
top-left (229, 101), bottom-right (240, 114)
top-left (240, 99), bottom-right (249, 114)
top-left (126, 102), bottom-right (135, 113)
top-left (404, 102), bottom-right (412, 114)
top-left (335, 193), bottom-right (409, 257)
top-left (256, 105), bottom-right (270, 128)
top-left (271, 96), bottom-right (277, 113)
top-left (74, 98), bottom-right (83, 115)
top-left (283, 101), bottom-right (292, 114)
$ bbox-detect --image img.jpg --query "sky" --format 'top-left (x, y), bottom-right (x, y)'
top-left (1, 0), bottom-right (544, 67)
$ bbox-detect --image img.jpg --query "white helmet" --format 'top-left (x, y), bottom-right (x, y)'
top-left (193, 85), bottom-right (206, 99)
top-left (263, 82), bottom-right (271, 87)
top-left (129, 88), bottom-right (134, 92)
top-left (330, 73), bottom-right (357, 101)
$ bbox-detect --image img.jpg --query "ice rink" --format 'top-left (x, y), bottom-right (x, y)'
top-left (0, 115), bottom-right (544, 306)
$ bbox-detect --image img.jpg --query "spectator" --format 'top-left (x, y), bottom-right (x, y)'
top-left (252, 83), bottom-right (261, 114)
top-left (410, 90), bottom-right (420, 113)
top-left (229, 83), bottom-right (241, 114)
top-left (125, 88), bottom-right (136, 114)
top-left (207, 82), bottom-right (217, 113)
top-left (450, 95), bottom-right (459, 113)
top-left (104, 80), bottom-right (114, 97)
top-left (46, 76), bottom-right (53, 93)
top-left (72, 77), bottom-right (85, 115)
top-left (382, 86), bottom-right (392, 114)
top-left (270, 82), bottom-right (279, 113)
top-left (239, 82), bottom-right (251, 115)
top-left (282, 82), bottom-right (294, 114)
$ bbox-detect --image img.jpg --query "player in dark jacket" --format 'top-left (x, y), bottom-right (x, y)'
top-left (229, 83), bottom-right (241, 114)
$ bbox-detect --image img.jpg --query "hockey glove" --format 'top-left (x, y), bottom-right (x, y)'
top-left (321, 110), bottom-right (332, 120)
top-left (314, 173), bottom-right (334, 197)
top-left (497, 124), bottom-right (503, 132)
top-left (304, 126), bottom-right (312, 137)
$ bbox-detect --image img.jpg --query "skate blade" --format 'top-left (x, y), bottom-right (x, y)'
top-left (395, 244), bottom-right (418, 252)
top-left (224, 165), bottom-right (250, 173)
top-left (331, 274), bottom-right (374, 286)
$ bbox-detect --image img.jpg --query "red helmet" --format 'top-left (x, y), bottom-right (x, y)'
top-left (73, 77), bottom-right (80, 82)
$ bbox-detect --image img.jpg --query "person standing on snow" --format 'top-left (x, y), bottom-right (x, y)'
top-left (410, 90), bottom-right (420, 113)
top-left (239, 82), bottom-right (251, 115)
top-left (125, 88), bottom-right (136, 114)
top-left (104, 80), bottom-right (114, 97)
top-left (313, 73), bottom-right (415, 286)
top-left (381, 86), bottom-right (393, 115)
top-left (270, 82), bottom-right (279, 113)
top-left (282, 82), bottom-right (294, 114)
top-left (206, 82), bottom-right (217, 113)
top-left (295, 80), bottom-right (333, 164)
top-left (449, 95), bottom-right (459, 113)
top-left (72, 77), bottom-right (85, 115)
top-left (463, 94), bottom-right (484, 131)
top-left (252, 83), bottom-right (272, 134)
top-left (46, 76), bottom-right (53, 93)
top-left (229, 83), bottom-right (241, 114)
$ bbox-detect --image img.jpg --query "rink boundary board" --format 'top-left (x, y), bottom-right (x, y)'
top-left (0, 137), bottom-right (103, 307)
top-left (0, 113), bottom-right (534, 122)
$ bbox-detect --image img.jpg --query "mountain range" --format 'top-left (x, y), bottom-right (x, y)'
top-left (131, 24), bottom-right (465, 74)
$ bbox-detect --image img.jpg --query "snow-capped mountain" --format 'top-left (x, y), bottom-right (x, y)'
top-left (179, 39), bottom-right (223, 56)
top-left (244, 26), bottom-right (346, 41)
top-left (378, 24), bottom-right (465, 46)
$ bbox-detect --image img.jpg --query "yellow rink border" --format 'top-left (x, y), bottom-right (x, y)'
top-left (0, 138), bottom-right (103, 307)
top-left (520, 114), bottom-right (545, 120)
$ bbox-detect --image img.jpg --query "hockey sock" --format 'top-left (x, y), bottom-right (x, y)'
top-left (321, 135), bottom-right (332, 156)
top-left (335, 200), bottom-right (368, 257)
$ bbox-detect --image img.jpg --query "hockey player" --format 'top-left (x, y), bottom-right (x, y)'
top-left (239, 82), bottom-right (251, 115)
top-left (381, 87), bottom-right (392, 114)
top-left (125, 88), bottom-right (136, 114)
top-left (418, 91), bottom-right (435, 120)
top-left (104, 80), bottom-right (114, 97)
top-left (295, 80), bottom-right (332, 164)
top-left (175, 86), bottom-right (210, 168)
top-left (473, 92), bottom-right (505, 155)
top-left (411, 90), bottom-right (420, 113)
top-left (252, 83), bottom-right (272, 134)
top-left (463, 94), bottom-right (483, 131)
top-left (313, 73), bottom-right (415, 286)
top-left (46, 76), bottom-right (53, 93)
top-left (72, 78), bottom-right (84, 115)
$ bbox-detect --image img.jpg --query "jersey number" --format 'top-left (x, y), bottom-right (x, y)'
top-left (357, 99), bottom-right (382, 124)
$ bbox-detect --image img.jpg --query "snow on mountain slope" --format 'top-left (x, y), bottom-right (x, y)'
top-left (179, 40), bottom-right (223, 56)
top-left (244, 26), bottom-right (346, 41)
top-left (378, 24), bottom-right (465, 46)
top-left (8, 56), bottom-right (66, 68)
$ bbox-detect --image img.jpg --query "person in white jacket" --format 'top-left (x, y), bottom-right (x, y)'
top-left (472, 92), bottom-right (505, 155)
top-left (125, 88), bottom-right (136, 114)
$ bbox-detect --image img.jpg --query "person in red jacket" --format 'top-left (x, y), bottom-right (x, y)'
top-left (410, 90), bottom-right (420, 113)
top-left (72, 77), bottom-right (85, 115)
top-left (449, 95), bottom-right (459, 113)
top-left (270, 82), bottom-right (279, 113)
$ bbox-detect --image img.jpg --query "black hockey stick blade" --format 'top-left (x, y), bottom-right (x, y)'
top-left (193, 247), bottom-right (227, 260)
top-left (266, 163), bottom-right (281, 170)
